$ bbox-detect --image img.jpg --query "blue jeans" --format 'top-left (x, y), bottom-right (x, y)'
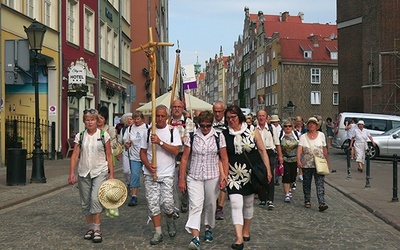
top-left (130, 160), bottom-right (143, 188)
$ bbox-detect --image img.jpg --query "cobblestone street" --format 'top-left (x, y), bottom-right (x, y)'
top-left (1, 166), bottom-right (400, 250)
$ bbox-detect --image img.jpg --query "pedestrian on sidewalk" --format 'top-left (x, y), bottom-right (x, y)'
top-left (178, 111), bottom-right (229, 250)
top-left (223, 105), bottom-right (272, 250)
top-left (68, 109), bottom-right (114, 243)
top-left (297, 117), bottom-right (330, 212)
top-left (98, 106), bottom-right (118, 165)
top-left (350, 120), bottom-right (376, 172)
top-left (139, 105), bottom-right (181, 245)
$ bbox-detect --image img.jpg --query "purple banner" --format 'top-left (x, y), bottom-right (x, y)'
top-left (183, 81), bottom-right (197, 90)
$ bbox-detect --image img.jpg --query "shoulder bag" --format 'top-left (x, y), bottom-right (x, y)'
top-left (305, 134), bottom-right (330, 175)
top-left (243, 152), bottom-right (267, 192)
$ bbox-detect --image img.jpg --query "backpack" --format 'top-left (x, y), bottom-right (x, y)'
top-left (78, 129), bottom-right (106, 158)
top-left (189, 131), bottom-right (221, 158)
top-left (267, 123), bottom-right (274, 137)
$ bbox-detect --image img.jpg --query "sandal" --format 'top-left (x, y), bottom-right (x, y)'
top-left (92, 230), bottom-right (102, 243)
top-left (305, 202), bottom-right (311, 208)
top-left (84, 230), bottom-right (94, 240)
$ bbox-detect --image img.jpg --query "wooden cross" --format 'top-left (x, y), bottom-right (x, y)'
top-left (132, 27), bottom-right (173, 181)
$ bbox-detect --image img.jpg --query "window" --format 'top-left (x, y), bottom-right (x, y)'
top-left (330, 52), bottom-right (338, 60)
top-left (44, 0), bottom-right (51, 26)
top-left (84, 7), bottom-right (95, 52)
top-left (67, 0), bottom-right (79, 45)
top-left (333, 92), bottom-right (339, 105)
top-left (5, 0), bottom-right (15, 8)
top-left (333, 69), bottom-right (338, 85)
top-left (272, 50), bottom-right (276, 59)
top-left (311, 68), bottom-right (321, 84)
top-left (311, 91), bottom-right (321, 105)
top-left (304, 50), bottom-right (312, 59)
top-left (26, 0), bottom-right (37, 18)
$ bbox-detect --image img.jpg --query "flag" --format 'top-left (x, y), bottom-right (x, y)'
top-left (182, 64), bottom-right (197, 90)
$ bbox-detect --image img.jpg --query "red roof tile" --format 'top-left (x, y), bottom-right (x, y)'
top-left (280, 38), bottom-right (338, 63)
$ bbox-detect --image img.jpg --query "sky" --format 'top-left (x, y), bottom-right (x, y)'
top-left (168, 0), bottom-right (337, 81)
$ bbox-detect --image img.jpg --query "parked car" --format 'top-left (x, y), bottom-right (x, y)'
top-left (333, 112), bottom-right (400, 150)
top-left (368, 126), bottom-right (400, 159)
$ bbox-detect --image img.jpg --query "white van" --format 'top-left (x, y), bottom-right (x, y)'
top-left (332, 112), bottom-right (400, 149)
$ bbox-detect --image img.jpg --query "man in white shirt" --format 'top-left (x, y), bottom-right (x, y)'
top-left (212, 101), bottom-right (228, 220)
top-left (256, 110), bottom-right (283, 210)
top-left (170, 100), bottom-right (195, 213)
top-left (140, 105), bottom-right (181, 245)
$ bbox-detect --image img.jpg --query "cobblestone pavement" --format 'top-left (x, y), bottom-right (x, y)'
top-left (1, 166), bottom-right (400, 250)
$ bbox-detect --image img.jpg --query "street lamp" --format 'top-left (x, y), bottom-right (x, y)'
top-left (24, 20), bottom-right (47, 183)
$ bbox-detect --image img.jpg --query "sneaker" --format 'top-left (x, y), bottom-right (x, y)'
top-left (289, 192), bottom-right (292, 198)
top-left (215, 208), bottom-right (224, 220)
top-left (284, 195), bottom-right (291, 203)
top-left (267, 201), bottom-right (274, 210)
top-left (291, 182), bottom-right (297, 191)
top-left (167, 220), bottom-right (177, 237)
top-left (319, 204), bottom-right (329, 212)
top-left (188, 236), bottom-right (201, 250)
top-left (259, 201), bottom-right (266, 207)
top-left (150, 232), bottom-right (163, 245)
top-left (128, 196), bottom-right (137, 206)
top-left (298, 175), bottom-right (303, 181)
top-left (204, 229), bottom-right (213, 243)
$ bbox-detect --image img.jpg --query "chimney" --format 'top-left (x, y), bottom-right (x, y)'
top-left (281, 11), bottom-right (289, 22)
top-left (298, 12), bottom-right (304, 21)
top-left (308, 34), bottom-right (319, 47)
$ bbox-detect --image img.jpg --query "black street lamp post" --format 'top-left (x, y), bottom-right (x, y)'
top-left (24, 20), bottom-right (47, 183)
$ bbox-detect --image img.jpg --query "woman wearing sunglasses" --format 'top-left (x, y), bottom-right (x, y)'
top-left (279, 120), bottom-right (299, 203)
top-left (179, 111), bottom-right (229, 250)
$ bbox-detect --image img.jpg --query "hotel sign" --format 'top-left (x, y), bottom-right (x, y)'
top-left (68, 64), bottom-right (86, 84)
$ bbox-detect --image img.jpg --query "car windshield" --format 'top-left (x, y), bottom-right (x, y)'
top-left (380, 126), bottom-right (400, 136)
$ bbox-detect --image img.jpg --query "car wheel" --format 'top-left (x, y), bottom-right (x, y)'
top-left (367, 143), bottom-right (378, 159)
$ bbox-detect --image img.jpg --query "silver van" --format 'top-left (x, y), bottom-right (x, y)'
top-left (332, 112), bottom-right (400, 149)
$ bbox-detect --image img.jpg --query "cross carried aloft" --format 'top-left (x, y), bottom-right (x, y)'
top-left (132, 27), bottom-right (173, 181)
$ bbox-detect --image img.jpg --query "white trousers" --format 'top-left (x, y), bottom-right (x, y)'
top-left (122, 153), bottom-right (131, 185)
top-left (185, 175), bottom-right (219, 233)
top-left (229, 193), bottom-right (254, 225)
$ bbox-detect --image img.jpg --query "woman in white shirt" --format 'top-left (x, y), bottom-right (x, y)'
top-left (68, 109), bottom-right (114, 243)
top-left (179, 111), bottom-right (228, 250)
top-left (350, 120), bottom-right (376, 172)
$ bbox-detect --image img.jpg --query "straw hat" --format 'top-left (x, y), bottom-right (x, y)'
top-left (306, 117), bottom-right (320, 129)
top-left (270, 115), bottom-right (280, 122)
top-left (98, 179), bottom-right (128, 209)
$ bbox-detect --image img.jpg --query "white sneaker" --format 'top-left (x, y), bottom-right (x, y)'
top-left (284, 195), bottom-right (291, 203)
top-left (298, 175), bottom-right (303, 181)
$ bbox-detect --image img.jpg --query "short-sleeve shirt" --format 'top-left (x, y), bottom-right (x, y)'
top-left (126, 123), bottom-right (148, 161)
top-left (184, 128), bottom-right (226, 181)
top-left (140, 126), bottom-right (182, 178)
top-left (74, 129), bottom-right (110, 178)
top-left (280, 134), bottom-right (299, 163)
top-left (298, 132), bottom-right (326, 168)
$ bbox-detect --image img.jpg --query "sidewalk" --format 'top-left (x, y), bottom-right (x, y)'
top-left (1, 149), bottom-right (400, 232)
top-left (325, 148), bottom-right (400, 231)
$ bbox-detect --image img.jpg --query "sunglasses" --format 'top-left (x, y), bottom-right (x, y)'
top-left (199, 124), bottom-right (212, 129)
top-left (83, 109), bottom-right (97, 115)
top-left (284, 125), bottom-right (292, 128)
